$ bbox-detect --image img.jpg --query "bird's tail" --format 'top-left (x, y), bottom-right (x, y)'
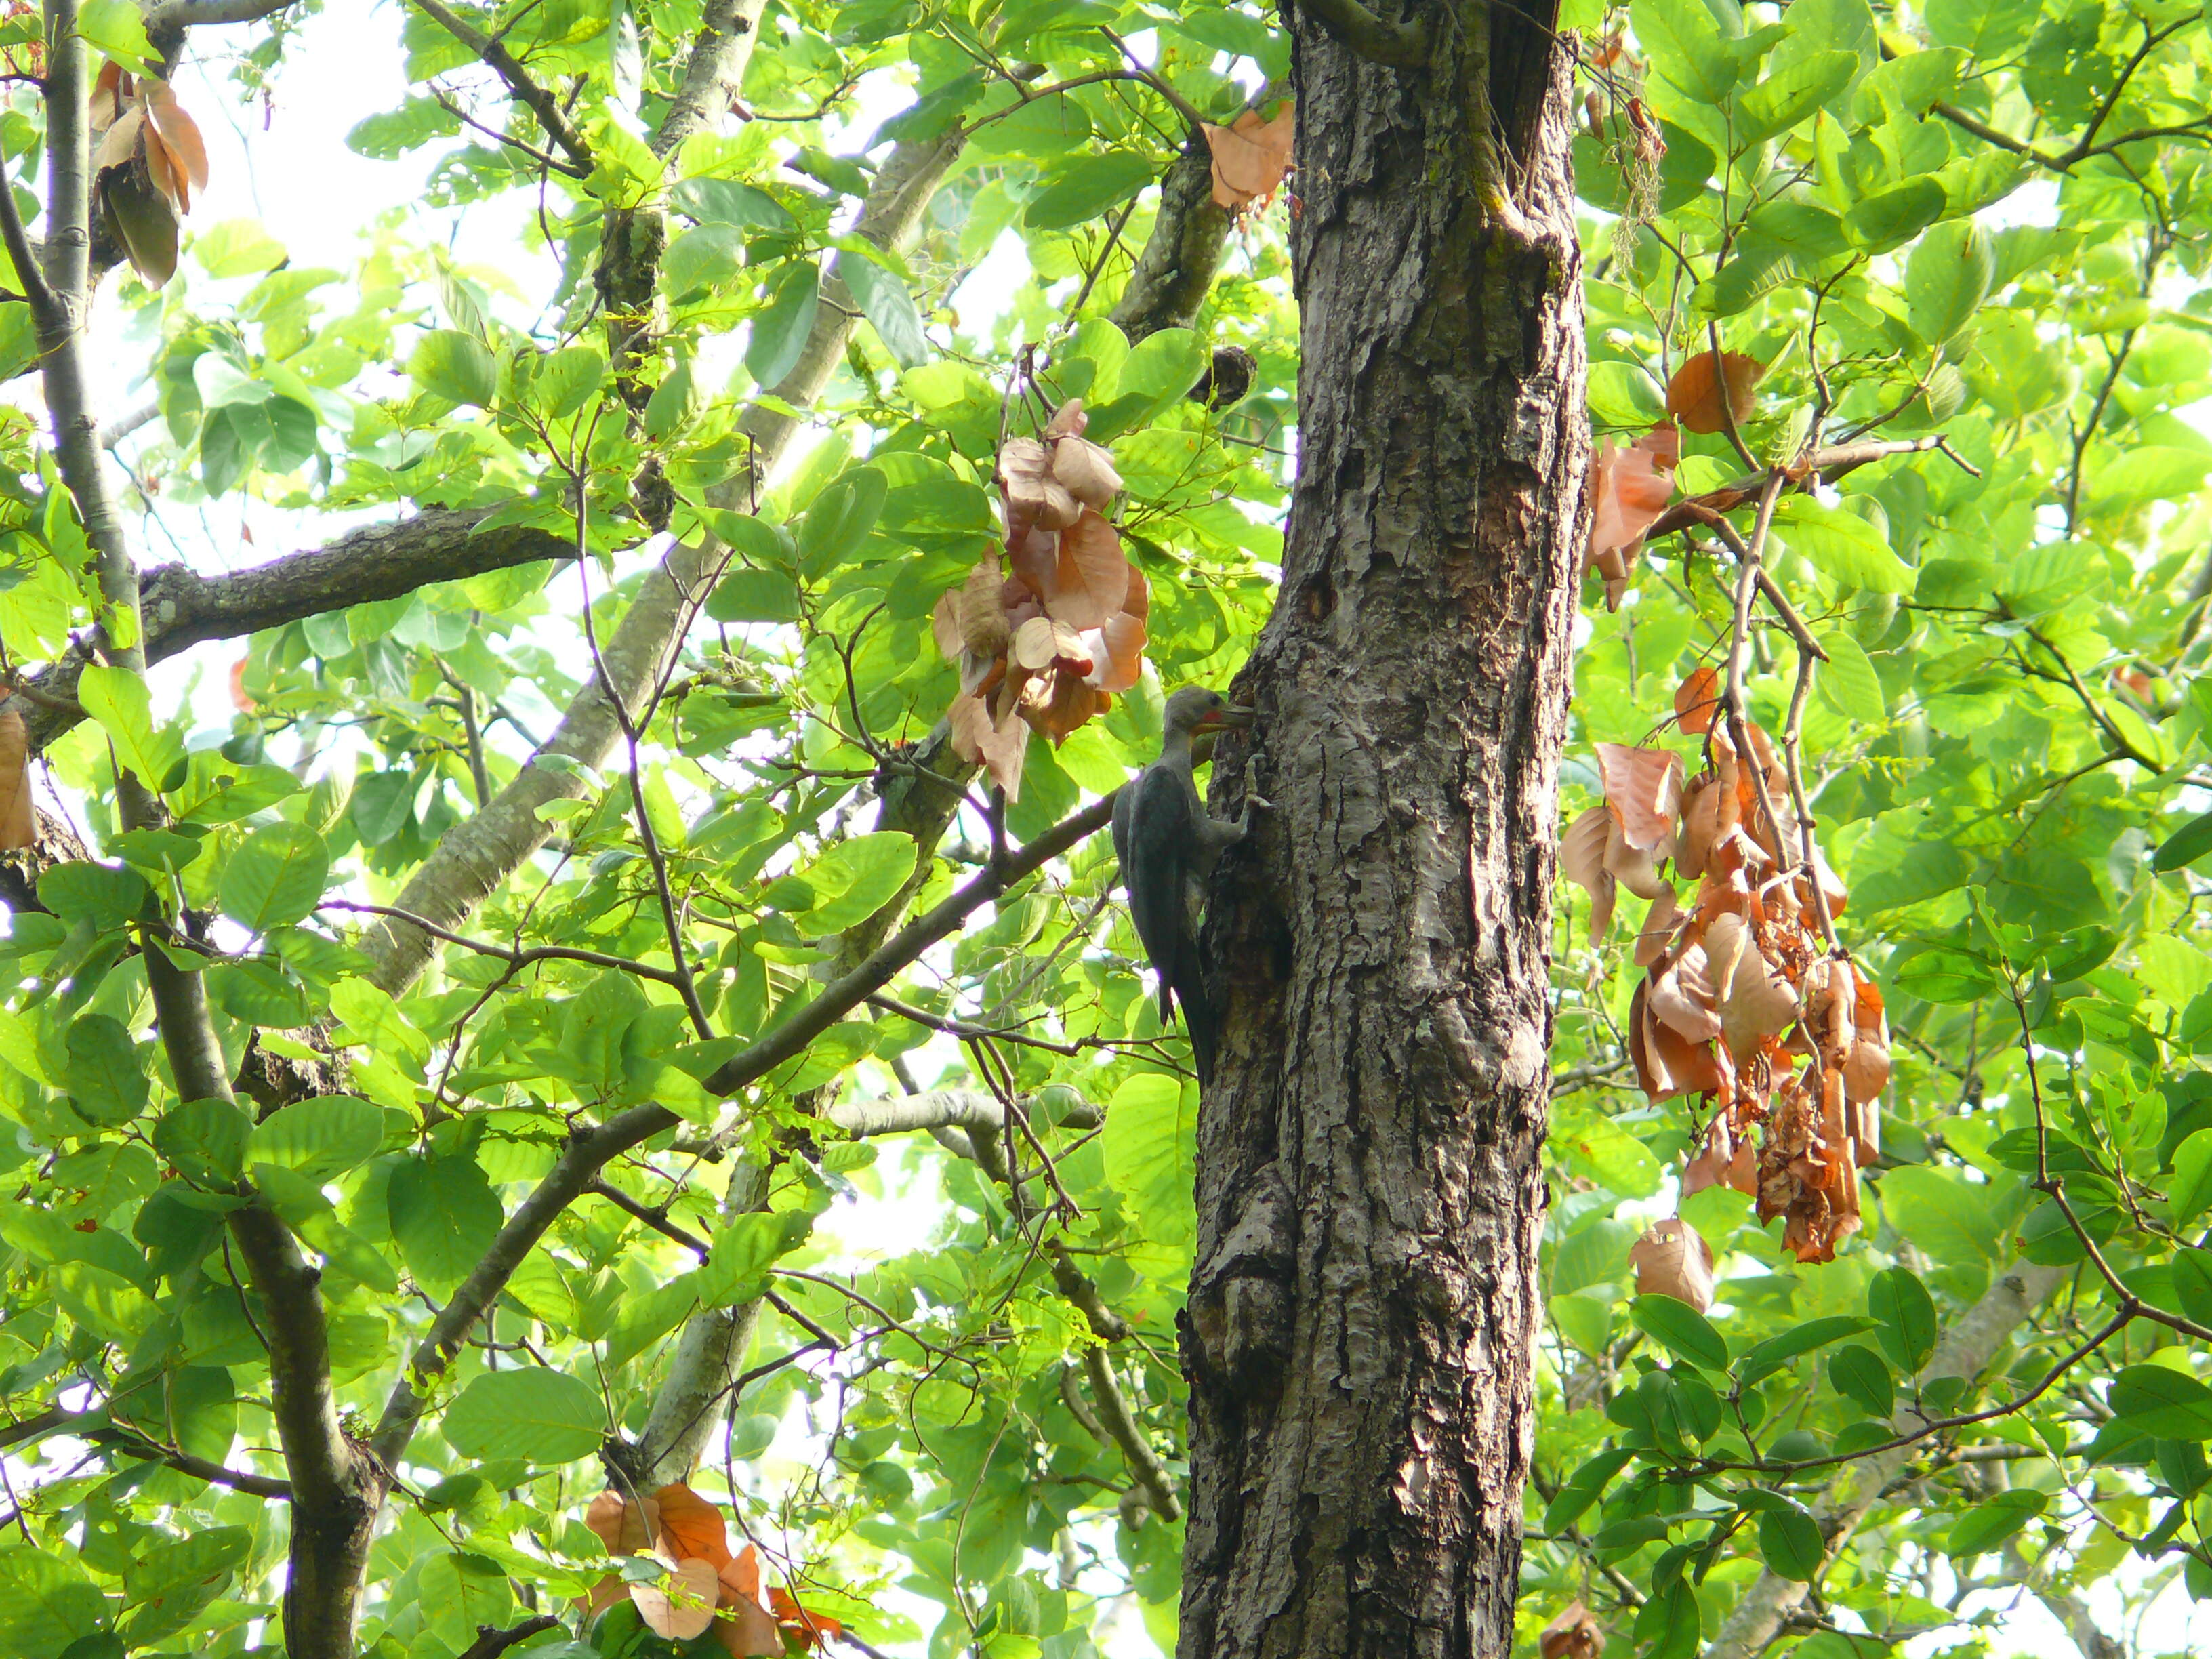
top-left (1164, 953), bottom-right (1218, 1086)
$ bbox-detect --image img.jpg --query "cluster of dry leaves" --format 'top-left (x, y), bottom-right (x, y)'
top-left (583, 1481), bottom-right (840, 1653)
top-left (1565, 670), bottom-right (1891, 1275)
top-left (1583, 348), bottom-right (1767, 610)
top-left (1202, 102), bottom-right (1294, 215)
top-left (935, 400), bottom-right (1147, 799)
top-left (0, 709), bottom-right (33, 851)
top-left (91, 64), bottom-right (210, 287)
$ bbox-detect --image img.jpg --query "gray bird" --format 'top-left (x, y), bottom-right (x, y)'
top-left (1111, 686), bottom-right (1265, 1084)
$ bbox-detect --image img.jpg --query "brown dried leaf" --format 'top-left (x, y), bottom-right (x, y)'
top-left (1012, 614), bottom-right (1063, 672)
top-left (771, 1588), bottom-right (844, 1649)
top-left (634, 1557), bottom-right (722, 1641)
top-left (91, 62), bottom-right (127, 134)
top-left (0, 710), bottom-right (33, 852)
top-left (1586, 424), bottom-right (1677, 584)
top-left (142, 83), bottom-right (209, 196)
top-left (999, 436), bottom-right (1081, 533)
top-left (1560, 803), bottom-right (1617, 944)
top-left (1604, 821), bottom-right (1671, 901)
top-left (1052, 435), bottom-right (1121, 509)
top-left (1650, 946), bottom-right (1721, 1043)
top-left (1594, 742), bottom-right (1683, 854)
top-left (1023, 670), bottom-right (1107, 742)
top-left (1202, 102), bottom-right (1294, 211)
top-left (1633, 885), bottom-right (1679, 968)
top-left (1044, 398), bottom-right (1086, 439)
top-left (716, 1605), bottom-right (786, 1656)
top-left (1048, 509), bottom-right (1130, 630)
top-left (957, 560), bottom-right (1012, 659)
top-left (1721, 941), bottom-right (1799, 1060)
top-left (95, 104), bottom-right (144, 174)
top-left (1540, 1600), bottom-right (1607, 1659)
top-left (950, 690), bottom-right (1030, 799)
top-left (653, 1482), bottom-right (733, 1570)
top-left (1664, 349), bottom-right (1766, 434)
top-left (1628, 1218), bottom-right (1715, 1313)
top-left (1675, 666), bottom-right (1721, 736)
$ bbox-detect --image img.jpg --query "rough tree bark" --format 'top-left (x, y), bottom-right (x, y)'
top-left (1179, 5), bottom-right (1586, 1657)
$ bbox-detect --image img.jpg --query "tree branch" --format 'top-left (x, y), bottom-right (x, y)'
top-left (457, 1616), bottom-right (563, 1659)
top-left (405, 0), bottom-right (594, 176)
top-left (143, 0), bottom-right (302, 30)
top-left (18, 508), bottom-right (574, 754)
top-left (653, 0), bottom-right (764, 158)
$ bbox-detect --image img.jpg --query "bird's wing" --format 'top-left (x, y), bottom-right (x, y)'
top-left (1123, 762), bottom-right (1202, 1017)
top-left (1111, 779), bottom-right (1135, 884)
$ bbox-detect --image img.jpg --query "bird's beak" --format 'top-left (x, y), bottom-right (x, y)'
top-left (1195, 703), bottom-right (1256, 732)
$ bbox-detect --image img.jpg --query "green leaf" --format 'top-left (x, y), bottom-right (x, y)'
top-left (249, 1096), bottom-right (385, 1182)
top-left (409, 328), bottom-right (498, 406)
top-left (1755, 1500), bottom-right (1824, 1580)
top-left (1826, 1343), bottom-right (1894, 1419)
top-left (0, 1546), bottom-right (108, 1658)
top-left (1631, 1293), bottom-right (1730, 1371)
top-left (1905, 220), bottom-right (1995, 350)
top-left (2171, 1129), bottom-right (2212, 1228)
top-left (77, 665), bottom-right (188, 793)
top-left (1024, 152), bottom-right (1156, 230)
top-left (441, 1367), bottom-right (605, 1464)
top-left (1118, 327), bottom-right (1206, 404)
top-left (77, 0), bottom-right (157, 70)
top-left (673, 176), bottom-right (796, 232)
top-left (2173, 1249), bottom-right (2212, 1331)
top-left (787, 831), bottom-right (918, 936)
top-left (1736, 1316), bottom-right (1875, 1387)
top-left (218, 823), bottom-right (330, 932)
top-left (1844, 178), bottom-right (1947, 253)
top-left (747, 262), bottom-right (820, 389)
top-left (797, 467), bottom-right (888, 575)
top-left (1816, 630), bottom-right (1886, 722)
top-left (1734, 51), bottom-right (1857, 146)
top-left (417, 1553), bottom-right (516, 1653)
top-left (388, 1155), bottom-right (504, 1297)
top-left (840, 252), bottom-right (928, 368)
top-left (1633, 0), bottom-right (1738, 104)
top-left (156, 1097), bottom-right (252, 1187)
top-left (1542, 1446), bottom-right (1634, 1531)
top-left (1867, 1266), bottom-right (1936, 1373)
top-left (532, 345), bottom-right (607, 419)
top-left (63, 1012), bottom-right (148, 1126)
top-left (2109, 1366), bottom-right (2212, 1439)
top-left (1944, 1490), bottom-right (2047, 1557)
top-left (1774, 498), bottom-right (1914, 593)
top-left (2156, 813), bottom-right (2212, 875)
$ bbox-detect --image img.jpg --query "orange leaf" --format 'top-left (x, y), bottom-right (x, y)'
top-left (634, 1558), bottom-right (722, 1641)
top-left (1664, 350), bottom-right (1765, 434)
top-left (1674, 667), bottom-right (1719, 735)
top-left (770, 1587), bottom-right (844, 1649)
top-left (229, 657), bottom-right (254, 712)
top-left (654, 1482), bottom-right (734, 1570)
top-left (949, 689), bottom-right (1030, 800)
top-left (1202, 102), bottom-right (1294, 211)
top-left (1593, 742), bottom-right (1682, 853)
top-left (0, 710), bottom-right (33, 852)
top-left (720, 1544), bottom-right (766, 1608)
top-left (1584, 424), bottom-right (1678, 607)
top-left (142, 83), bottom-right (209, 195)
top-left (585, 1488), bottom-right (659, 1555)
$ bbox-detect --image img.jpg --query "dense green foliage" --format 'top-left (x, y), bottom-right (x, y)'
top-left (0, 0), bottom-right (2205, 1656)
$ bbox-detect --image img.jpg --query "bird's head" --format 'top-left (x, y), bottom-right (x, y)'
top-left (1162, 685), bottom-right (1255, 737)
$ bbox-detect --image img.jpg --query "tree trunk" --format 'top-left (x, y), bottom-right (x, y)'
top-left (1179, 7), bottom-right (1586, 1657)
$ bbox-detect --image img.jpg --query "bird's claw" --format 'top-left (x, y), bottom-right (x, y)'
top-left (1246, 792), bottom-right (1275, 813)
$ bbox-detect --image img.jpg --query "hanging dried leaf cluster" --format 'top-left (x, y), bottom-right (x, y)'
top-left (935, 398), bottom-right (1147, 799)
top-left (90, 64), bottom-right (210, 287)
top-left (1202, 102), bottom-right (1294, 216)
top-left (1564, 672), bottom-right (1891, 1265)
top-left (1540, 1599), bottom-right (1609, 1659)
top-left (0, 708), bottom-right (33, 851)
top-left (582, 1482), bottom-right (842, 1654)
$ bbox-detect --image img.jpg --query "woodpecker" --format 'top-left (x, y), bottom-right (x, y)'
top-left (1111, 686), bottom-right (1265, 1084)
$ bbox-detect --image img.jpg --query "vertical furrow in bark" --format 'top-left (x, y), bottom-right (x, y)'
top-left (1181, 6), bottom-right (1585, 1658)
